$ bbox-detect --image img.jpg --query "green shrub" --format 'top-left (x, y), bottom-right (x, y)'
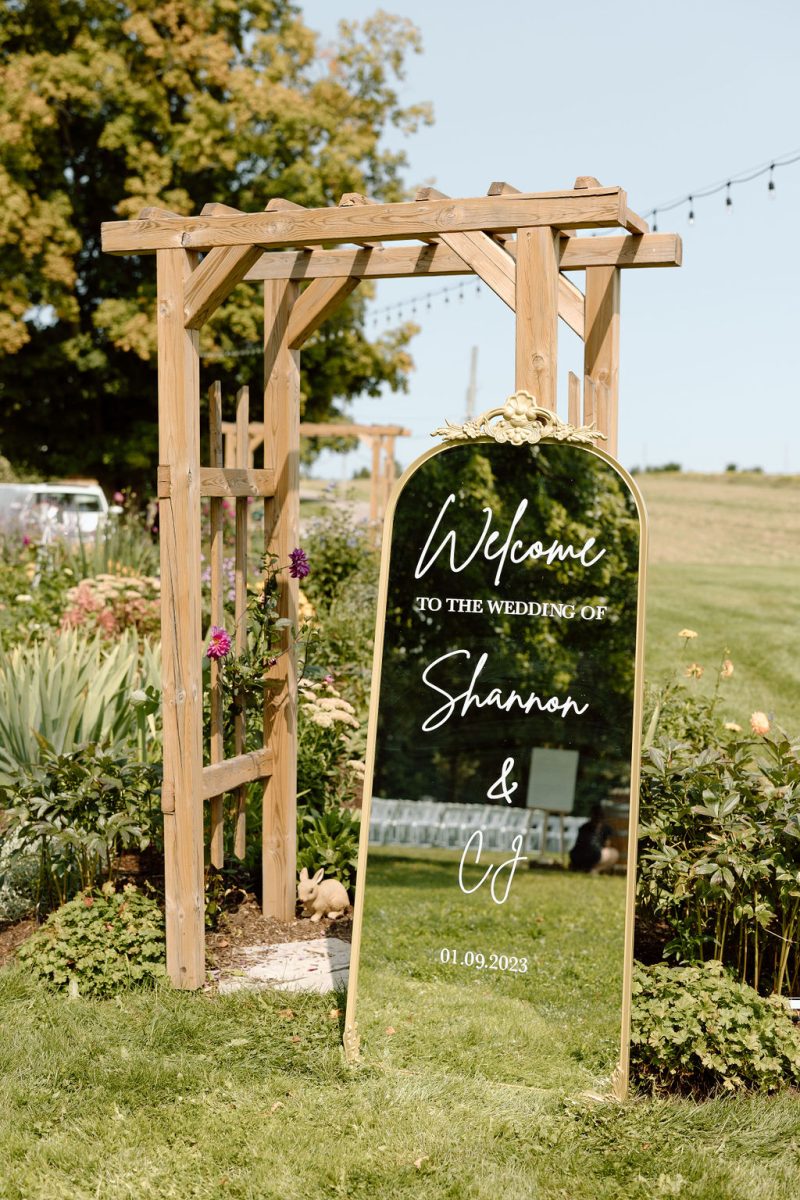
top-left (638, 715), bottom-right (800, 995)
top-left (631, 960), bottom-right (800, 1095)
top-left (302, 507), bottom-right (376, 611)
top-left (0, 743), bottom-right (161, 911)
top-left (16, 885), bottom-right (166, 998)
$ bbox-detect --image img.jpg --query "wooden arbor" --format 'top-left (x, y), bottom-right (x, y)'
top-left (102, 180), bottom-right (681, 988)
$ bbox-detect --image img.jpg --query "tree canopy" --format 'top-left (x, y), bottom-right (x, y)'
top-left (0, 0), bottom-right (429, 487)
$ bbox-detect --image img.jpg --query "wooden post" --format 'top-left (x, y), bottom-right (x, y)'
top-left (262, 279), bottom-right (300, 920)
top-left (382, 434), bottom-right (396, 517)
top-left (515, 227), bottom-right (559, 409)
top-left (233, 385), bottom-right (250, 859)
top-left (208, 381), bottom-right (225, 869)
top-left (584, 266), bottom-right (621, 455)
top-left (567, 371), bottom-right (581, 427)
top-left (157, 248), bottom-right (205, 989)
top-left (369, 434), bottom-right (381, 527)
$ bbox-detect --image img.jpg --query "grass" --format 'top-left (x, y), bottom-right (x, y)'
top-left (628, 473), bottom-right (800, 728)
top-left (357, 852), bottom-right (624, 1092)
top-left (2, 962), bottom-right (800, 1199)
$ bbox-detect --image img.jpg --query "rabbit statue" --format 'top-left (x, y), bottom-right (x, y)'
top-left (297, 867), bottom-right (351, 922)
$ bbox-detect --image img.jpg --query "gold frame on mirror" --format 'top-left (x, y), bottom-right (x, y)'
top-left (344, 398), bottom-right (648, 1102)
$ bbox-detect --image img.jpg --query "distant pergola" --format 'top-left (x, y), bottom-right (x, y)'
top-left (102, 179), bottom-right (681, 988)
top-left (219, 418), bottom-right (411, 527)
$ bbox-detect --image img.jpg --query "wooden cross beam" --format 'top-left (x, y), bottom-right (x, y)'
top-left (241, 234), bottom-right (681, 283)
top-left (102, 187), bottom-right (642, 254)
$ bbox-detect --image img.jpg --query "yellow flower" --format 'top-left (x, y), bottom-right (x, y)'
top-left (720, 659), bottom-right (734, 678)
top-left (724, 722), bottom-right (742, 733)
top-left (678, 628), bottom-right (698, 640)
top-left (685, 662), bottom-right (704, 679)
top-left (750, 711), bottom-right (770, 736)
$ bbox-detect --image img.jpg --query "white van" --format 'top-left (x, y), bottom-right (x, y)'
top-left (0, 482), bottom-right (117, 539)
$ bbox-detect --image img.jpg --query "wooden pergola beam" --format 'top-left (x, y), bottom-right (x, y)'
top-left (286, 276), bottom-right (361, 349)
top-left (414, 187), bottom-right (584, 338)
top-left (242, 233), bottom-right (681, 283)
top-left (102, 188), bottom-right (635, 254)
top-left (300, 422), bottom-right (411, 438)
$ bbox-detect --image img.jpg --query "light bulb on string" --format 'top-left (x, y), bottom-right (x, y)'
top-left (725, 182), bottom-right (733, 210)
top-left (475, 281), bottom-right (480, 295)
top-left (687, 196), bottom-right (695, 225)
top-left (652, 209), bottom-right (658, 232)
top-left (768, 164), bottom-right (776, 197)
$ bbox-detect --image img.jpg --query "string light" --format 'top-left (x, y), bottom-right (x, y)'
top-left (645, 144), bottom-right (800, 224)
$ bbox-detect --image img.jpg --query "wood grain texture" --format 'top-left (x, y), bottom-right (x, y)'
top-left (183, 243), bottom-right (263, 328)
top-left (584, 266), bottom-right (621, 454)
top-left (208, 381), bottom-right (225, 869)
top-left (262, 279), bottom-right (300, 921)
top-left (558, 274), bottom-right (585, 339)
top-left (156, 248), bottom-right (205, 989)
top-left (201, 748), bottom-right (274, 801)
top-left (568, 371), bottom-right (581, 426)
top-left (515, 227), bottom-right (559, 409)
top-left (102, 189), bottom-right (629, 253)
top-left (286, 276), bottom-right (360, 349)
top-left (233, 385), bottom-right (249, 859)
top-left (242, 233), bottom-right (681, 282)
top-left (199, 468), bottom-right (275, 497)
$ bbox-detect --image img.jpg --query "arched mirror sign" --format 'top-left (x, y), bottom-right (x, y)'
top-left (345, 394), bottom-right (647, 1098)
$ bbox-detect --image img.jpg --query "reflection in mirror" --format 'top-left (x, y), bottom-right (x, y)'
top-left (345, 438), bottom-right (646, 1095)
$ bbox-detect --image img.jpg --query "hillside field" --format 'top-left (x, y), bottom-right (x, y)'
top-left (637, 471), bottom-right (800, 729)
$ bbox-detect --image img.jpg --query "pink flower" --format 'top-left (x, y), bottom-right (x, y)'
top-left (206, 626), bottom-right (232, 660)
top-left (323, 674), bottom-right (335, 685)
top-left (720, 659), bottom-right (734, 678)
top-left (750, 711), bottom-right (770, 736)
top-left (113, 491), bottom-right (124, 504)
top-left (21, 535), bottom-right (31, 547)
top-left (288, 547), bottom-right (310, 579)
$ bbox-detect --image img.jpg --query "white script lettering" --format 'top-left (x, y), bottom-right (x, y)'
top-left (420, 648), bottom-right (590, 732)
top-left (458, 830), bottom-right (528, 905)
top-left (414, 494), bottom-right (606, 586)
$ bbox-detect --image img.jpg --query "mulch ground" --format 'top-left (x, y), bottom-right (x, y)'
top-left (0, 918), bottom-right (36, 969)
top-left (206, 897), bottom-right (352, 971)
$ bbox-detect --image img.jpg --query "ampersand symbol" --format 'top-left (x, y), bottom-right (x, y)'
top-left (486, 756), bottom-right (518, 805)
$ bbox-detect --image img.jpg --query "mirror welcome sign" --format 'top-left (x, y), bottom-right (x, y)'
top-left (344, 392), bottom-right (647, 1098)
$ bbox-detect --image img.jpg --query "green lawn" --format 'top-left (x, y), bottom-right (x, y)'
top-left (357, 853), bottom-right (624, 1092)
top-left (2, 963), bottom-right (800, 1200)
top-left (3, 859), bottom-right (800, 1199)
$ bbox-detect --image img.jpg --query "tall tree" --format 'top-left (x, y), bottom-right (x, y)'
top-left (0, 0), bottom-right (429, 486)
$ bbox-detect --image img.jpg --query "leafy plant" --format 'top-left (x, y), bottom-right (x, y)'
top-left (638, 711), bottom-right (800, 995)
top-left (16, 885), bottom-right (166, 998)
top-left (0, 743), bottom-right (161, 911)
top-left (631, 960), bottom-right (800, 1095)
top-left (0, 629), bottom-right (161, 782)
top-left (297, 805), bottom-right (360, 894)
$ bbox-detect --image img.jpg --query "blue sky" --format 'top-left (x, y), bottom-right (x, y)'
top-left (298, 0), bottom-right (800, 477)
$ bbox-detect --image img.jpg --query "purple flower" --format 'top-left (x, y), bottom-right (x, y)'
top-left (288, 547), bottom-right (310, 579)
top-left (206, 626), bottom-right (232, 660)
